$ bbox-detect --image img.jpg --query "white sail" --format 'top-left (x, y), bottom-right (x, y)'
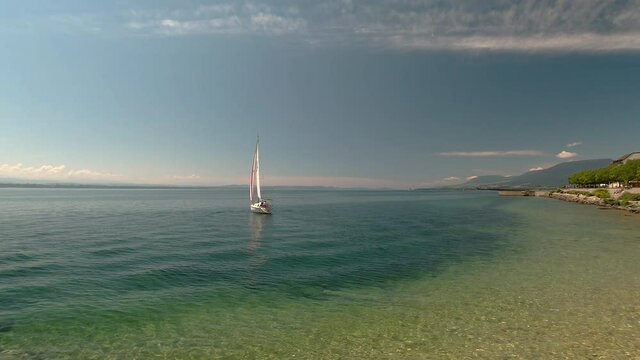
top-left (250, 144), bottom-right (256, 204)
top-left (249, 136), bottom-right (271, 214)
top-left (256, 142), bottom-right (261, 200)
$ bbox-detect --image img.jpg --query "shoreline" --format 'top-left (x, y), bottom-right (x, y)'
top-left (489, 187), bottom-right (640, 215)
top-left (541, 190), bottom-right (640, 214)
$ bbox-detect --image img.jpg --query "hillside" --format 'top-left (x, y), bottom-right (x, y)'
top-left (456, 159), bottom-right (612, 188)
top-left (461, 175), bottom-right (512, 187)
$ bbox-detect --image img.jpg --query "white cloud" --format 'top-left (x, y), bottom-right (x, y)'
top-left (67, 169), bottom-right (120, 178)
top-left (566, 141), bottom-right (582, 147)
top-left (556, 151), bottom-right (577, 159)
top-left (440, 150), bottom-right (543, 157)
top-left (125, 3), bottom-right (305, 36)
top-left (160, 19), bottom-right (179, 28)
top-left (0, 163), bottom-right (66, 177)
top-left (389, 33), bottom-right (640, 52)
top-left (529, 167), bottom-right (545, 171)
top-left (152, 16), bottom-right (243, 35)
top-left (444, 176), bottom-right (460, 181)
top-left (466, 175), bottom-right (478, 180)
top-left (0, 163), bottom-right (121, 180)
top-left (250, 12), bottom-right (305, 33)
top-left (172, 174), bottom-right (202, 181)
top-left (350, 1), bottom-right (640, 52)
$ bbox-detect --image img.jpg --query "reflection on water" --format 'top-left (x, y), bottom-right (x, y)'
top-left (248, 213), bottom-right (268, 251)
top-left (245, 214), bottom-right (269, 288)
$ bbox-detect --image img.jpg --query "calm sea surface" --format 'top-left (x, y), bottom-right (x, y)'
top-left (1, 188), bottom-right (639, 358)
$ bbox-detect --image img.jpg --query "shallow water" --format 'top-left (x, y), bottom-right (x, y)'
top-left (1, 188), bottom-right (639, 358)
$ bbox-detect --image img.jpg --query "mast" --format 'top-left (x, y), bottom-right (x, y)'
top-left (256, 137), bottom-right (262, 201)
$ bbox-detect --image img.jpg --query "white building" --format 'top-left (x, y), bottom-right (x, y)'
top-left (613, 152), bottom-right (640, 164)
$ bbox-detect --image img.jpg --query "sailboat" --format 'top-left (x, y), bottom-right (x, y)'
top-left (250, 137), bottom-right (272, 214)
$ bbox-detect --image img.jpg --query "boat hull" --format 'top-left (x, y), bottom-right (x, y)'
top-left (250, 203), bottom-right (272, 214)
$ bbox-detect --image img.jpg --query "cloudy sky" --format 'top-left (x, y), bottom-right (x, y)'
top-left (1, 0), bottom-right (639, 187)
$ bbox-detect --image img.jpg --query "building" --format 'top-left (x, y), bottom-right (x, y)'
top-left (613, 152), bottom-right (640, 164)
top-left (611, 152), bottom-right (640, 189)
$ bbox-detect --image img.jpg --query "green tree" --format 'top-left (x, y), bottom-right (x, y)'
top-left (625, 160), bottom-right (640, 181)
top-left (569, 159), bottom-right (640, 186)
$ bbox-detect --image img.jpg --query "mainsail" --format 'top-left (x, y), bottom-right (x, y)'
top-left (249, 136), bottom-right (272, 214)
top-left (250, 141), bottom-right (257, 204)
top-left (255, 142), bottom-right (261, 200)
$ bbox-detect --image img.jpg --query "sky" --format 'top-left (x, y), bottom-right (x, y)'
top-left (1, 0), bottom-right (639, 188)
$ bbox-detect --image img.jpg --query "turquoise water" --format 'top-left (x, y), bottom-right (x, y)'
top-left (1, 188), bottom-right (639, 358)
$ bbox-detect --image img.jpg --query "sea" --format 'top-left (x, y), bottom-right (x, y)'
top-left (1, 188), bottom-right (639, 358)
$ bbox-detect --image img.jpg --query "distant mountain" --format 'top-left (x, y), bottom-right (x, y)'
top-left (0, 177), bottom-right (127, 186)
top-left (454, 158), bottom-right (612, 189)
top-left (506, 159), bottom-right (612, 187)
top-left (0, 182), bottom-right (182, 189)
top-left (0, 176), bottom-right (190, 189)
top-left (461, 175), bottom-right (511, 187)
top-left (0, 177), bottom-right (48, 184)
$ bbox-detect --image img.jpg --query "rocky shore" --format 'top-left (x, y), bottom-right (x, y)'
top-left (544, 190), bottom-right (640, 214)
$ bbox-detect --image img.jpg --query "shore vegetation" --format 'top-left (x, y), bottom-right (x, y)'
top-left (568, 160), bottom-right (640, 186)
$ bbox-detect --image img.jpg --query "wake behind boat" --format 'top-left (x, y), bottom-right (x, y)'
top-left (250, 137), bottom-right (272, 214)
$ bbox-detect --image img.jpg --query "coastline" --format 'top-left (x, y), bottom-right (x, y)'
top-left (487, 187), bottom-right (640, 215)
top-left (542, 189), bottom-right (640, 214)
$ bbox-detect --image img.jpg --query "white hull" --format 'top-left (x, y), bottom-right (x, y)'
top-left (250, 203), bottom-right (272, 214)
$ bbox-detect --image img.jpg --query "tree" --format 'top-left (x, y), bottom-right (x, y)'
top-left (568, 159), bottom-right (640, 186)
